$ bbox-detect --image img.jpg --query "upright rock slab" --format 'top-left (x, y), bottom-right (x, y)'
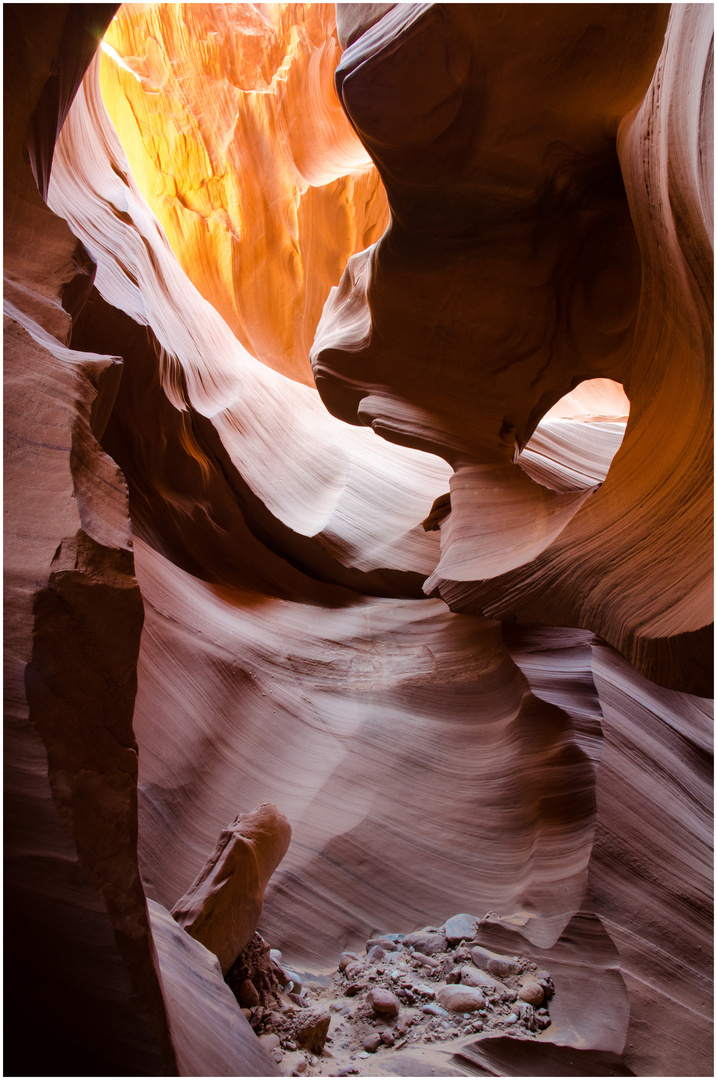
top-left (172, 803), bottom-right (292, 974)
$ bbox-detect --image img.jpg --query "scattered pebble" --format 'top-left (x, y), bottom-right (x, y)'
top-left (231, 914), bottom-right (554, 1075)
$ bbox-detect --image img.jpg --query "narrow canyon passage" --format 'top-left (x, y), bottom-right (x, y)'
top-left (4, 3), bottom-right (712, 1077)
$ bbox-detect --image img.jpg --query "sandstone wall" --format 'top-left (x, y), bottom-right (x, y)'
top-left (5, 4), bottom-right (712, 1076)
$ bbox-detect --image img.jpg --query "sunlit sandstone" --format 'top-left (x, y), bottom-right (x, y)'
top-left (4, 3), bottom-right (712, 1077)
top-left (99, 3), bottom-right (389, 384)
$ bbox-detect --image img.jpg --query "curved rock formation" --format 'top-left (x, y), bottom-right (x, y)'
top-left (4, 3), bottom-right (712, 1077)
top-left (313, 2), bottom-right (712, 696)
top-left (98, 2), bottom-right (389, 385)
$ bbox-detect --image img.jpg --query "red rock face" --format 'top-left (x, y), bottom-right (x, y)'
top-left (4, 3), bottom-right (712, 1077)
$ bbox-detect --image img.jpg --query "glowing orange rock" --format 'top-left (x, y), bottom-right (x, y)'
top-left (99, 3), bottom-right (389, 384)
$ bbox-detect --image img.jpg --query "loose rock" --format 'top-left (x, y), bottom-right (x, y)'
top-left (422, 1003), bottom-right (449, 1017)
top-left (367, 936), bottom-right (398, 952)
top-left (436, 985), bottom-right (486, 1013)
top-left (258, 1032), bottom-right (281, 1051)
top-left (246, 915), bottom-right (554, 1071)
top-left (444, 914), bottom-right (477, 946)
top-left (293, 1007), bottom-right (331, 1054)
top-left (367, 987), bottom-right (401, 1017)
top-left (460, 966), bottom-right (508, 992)
top-left (238, 978), bottom-right (260, 1008)
top-left (338, 952), bottom-right (362, 972)
top-left (515, 1001), bottom-right (537, 1030)
top-left (518, 977), bottom-right (545, 1006)
top-left (470, 945), bottom-right (523, 978)
top-left (412, 950), bottom-right (441, 969)
top-left (362, 1032), bottom-right (382, 1053)
top-left (403, 931), bottom-right (447, 956)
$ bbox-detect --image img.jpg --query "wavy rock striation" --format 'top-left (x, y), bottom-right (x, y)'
top-left (4, 3), bottom-right (713, 1077)
top-left (98, 2), bottom-right (388, 385)
top-left (313, 3), bottom-right (712, 696)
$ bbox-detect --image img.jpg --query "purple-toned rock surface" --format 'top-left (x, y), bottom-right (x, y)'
top-left (4, 4), bottom-right (712, 1076)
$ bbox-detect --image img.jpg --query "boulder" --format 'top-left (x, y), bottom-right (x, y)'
top-left (444, 914), bottom-right (477, 946)
top-left (171, 804), bottom-right (291, 974)
top-left (367, 988), bottom-right (401, 1017)
top-left (293, 1007), bottom-right (331, 1054)
top-left (403, 931), bottom-right (447, 956)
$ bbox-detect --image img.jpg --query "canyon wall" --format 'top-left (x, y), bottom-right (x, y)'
top-left (4, 3), bottom-right (712, 1076)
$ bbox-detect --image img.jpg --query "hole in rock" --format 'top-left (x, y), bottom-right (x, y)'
top-left (517, 379), bottom-right (630, 493)
top-left (78, 8), bottom-right (608, 1069)
top-left (26, 2), bottom-right (709, 1077)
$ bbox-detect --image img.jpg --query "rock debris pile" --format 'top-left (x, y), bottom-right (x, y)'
top-left (227, 914), bottom-right (554, 1076)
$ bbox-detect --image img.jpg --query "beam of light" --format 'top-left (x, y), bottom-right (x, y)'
top-left (100, 40), bottom-right (142, 83)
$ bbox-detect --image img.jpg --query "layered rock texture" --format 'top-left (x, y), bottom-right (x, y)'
top-left (4, 3), bottom-right (713, 1077)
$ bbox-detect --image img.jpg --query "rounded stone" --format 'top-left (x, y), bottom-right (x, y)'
top-left (443, 914), bottom-right (477, 946)
top-left (338, 952), bottom-right (362, 972)
top-left (367, 988), bottom-right (401, 1017)
top-left (402, 931), bottom-right (447, 956)
top-left (258, 1033), bottom-right (281, 1051)
top-left (461, 966), bottom-right (508, 992)
top-left (436, 985), bottom-right (486, 1013)
top-left (362, 1032), bottom-right (382, 1053)
top-left (518, 978), bottom-right (545, 1006)
top-left (470, 946), bottom-right (523, 978)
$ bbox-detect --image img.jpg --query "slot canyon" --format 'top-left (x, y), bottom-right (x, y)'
top-left (3, 3), bottom-right (713, 1077)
